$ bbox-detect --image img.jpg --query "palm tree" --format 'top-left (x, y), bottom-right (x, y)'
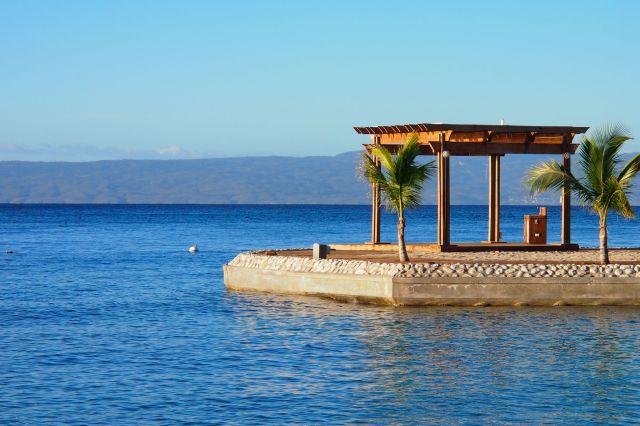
top-left (362, 133), bottom-right (436, 262)
top-left (527, 125), bottom-right (639, 264)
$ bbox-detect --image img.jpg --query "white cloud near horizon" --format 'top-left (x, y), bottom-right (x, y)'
top-left (0, 142), bottom-right (313, 161)
top-left (0, 143), bottom-right (208, 161)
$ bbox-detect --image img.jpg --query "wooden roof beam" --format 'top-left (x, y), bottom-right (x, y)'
top-left (354, 123), bottom-right (589, 135)
top-left (366, 142), bottom-right (580, 156)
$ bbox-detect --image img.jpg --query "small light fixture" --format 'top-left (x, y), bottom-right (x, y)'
top-left (442, 150), bottom-right (450, 158)
top-left (563, 152), bottom-right (571, 159)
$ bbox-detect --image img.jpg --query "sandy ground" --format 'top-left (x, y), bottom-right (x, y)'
top-left (276, 248), bottom-right (640, 265)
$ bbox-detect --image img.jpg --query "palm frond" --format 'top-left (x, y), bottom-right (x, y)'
top-left (618, 153), bottom-right (640, 189)
top-left (361, 133), bottom-right (434, 214)
top-left (369, 146), bottom-right (394, 174)
top-left (392, 134), bottom-right (420, 185)
top-left (408, 161), bottom-right (436, 186)
top-left (527, 158), bottom-right (599, 208)
top-left (527, 160), bottom-right (573, 192)
top-left (361, 151), bottom-right (389, 190)
top-left (588, 123), bottom-right (631, 183)
top-left (599, 176), bottom-right (635, 219)
top-left (578, 135), bottom-right (604, 194)
top-left (399, 184), bottom-right (423, 210)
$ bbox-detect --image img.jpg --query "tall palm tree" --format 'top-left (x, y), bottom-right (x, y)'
top-left (527, 125), bottom-right (639, 264)
top-left (362, 133), bottom-right (436, 262)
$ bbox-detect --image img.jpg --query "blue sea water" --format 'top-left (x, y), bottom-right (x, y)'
top-left (1, 204), bottom-right (639, 425)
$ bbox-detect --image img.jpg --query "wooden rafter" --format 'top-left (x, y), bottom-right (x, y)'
top-left (364, 142), bottom-right (579, 156)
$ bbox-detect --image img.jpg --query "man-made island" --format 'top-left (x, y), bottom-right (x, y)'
top-left (224, 247), bottom-right (640, 306)
top-left (224, 122), bottom-right (640, 306)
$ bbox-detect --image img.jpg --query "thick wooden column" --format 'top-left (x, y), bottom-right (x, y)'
top-left (561, 152), bottom-right (571, 245)
top-left (488, 155), bottom-right (501, 242)
top-left (437, 133), bottom-right (450, 246)
top-left (370, 136), bottom-right (381, 244)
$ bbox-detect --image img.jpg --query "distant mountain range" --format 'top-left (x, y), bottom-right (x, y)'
top-left (1, 152), bottom-right (638, 204)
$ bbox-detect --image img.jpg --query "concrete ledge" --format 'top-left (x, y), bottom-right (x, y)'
top-left (393, 276), bottom-right (640, 306)
top-left (223, 252), bottom-right (640, 306)
top-left (224, 265), bottom-right (395, 305)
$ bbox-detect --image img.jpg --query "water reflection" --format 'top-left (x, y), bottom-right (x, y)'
top-left (224, 293), bottom-right (640, 423)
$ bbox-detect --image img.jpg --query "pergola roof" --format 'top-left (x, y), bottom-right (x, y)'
top-left (354, 123), bottom-right (589, 135)
top-left (356, 122), bottom-right (590, 156)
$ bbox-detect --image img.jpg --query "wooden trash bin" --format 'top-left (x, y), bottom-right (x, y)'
top-left (524, 207), bottom-right (547, 244)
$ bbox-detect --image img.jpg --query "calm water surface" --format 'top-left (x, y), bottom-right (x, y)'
top-left (1, 205), bottom-right (639, 424)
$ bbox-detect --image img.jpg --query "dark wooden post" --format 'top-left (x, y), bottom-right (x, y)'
top-left (488, 154), bottom-right (501, 242)
top-left (488, 155), bottom-right (495, 242)
top-left (437, 132), bottom-right (450, 247)
top-left (370, 136), bottom-right (381, 244)
top-left (561, 143), bottom-right (571, 245)
top-left (495, 155), bottom-right (501, 242)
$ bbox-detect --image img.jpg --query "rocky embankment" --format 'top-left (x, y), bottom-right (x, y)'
top-left (228, 252), bottom-right (640, 279)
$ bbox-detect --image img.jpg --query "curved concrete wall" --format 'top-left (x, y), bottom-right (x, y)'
top-left (224, 253), bottom-right (640, 306)
top-left (224, 265), bottom-right (395, 304)
top-left (392, 276), bottom-right (640, 306)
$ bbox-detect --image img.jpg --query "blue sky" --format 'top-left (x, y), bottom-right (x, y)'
top-left (1, 0), bottom-right (639, 160)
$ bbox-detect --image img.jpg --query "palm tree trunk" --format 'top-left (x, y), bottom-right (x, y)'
top-left (599, 217), bottom-right (609, 265)
top-left (397, 216), bottom-right (409, 262)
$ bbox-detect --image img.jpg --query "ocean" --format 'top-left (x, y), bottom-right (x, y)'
top-left (1, 204), bottom-right (639, 424)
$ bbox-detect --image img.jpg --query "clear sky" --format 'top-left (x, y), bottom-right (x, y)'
top-left (1, 0), bottom-right (639, 161)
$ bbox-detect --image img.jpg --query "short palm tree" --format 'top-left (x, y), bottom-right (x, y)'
top-left (527, 125), bottom-right (639, 264)
top-left (362, 133), bottom-right (436, 262)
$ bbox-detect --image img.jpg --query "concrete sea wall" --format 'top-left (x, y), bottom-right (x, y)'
top-left (224, 252), bottom-right (640, 306)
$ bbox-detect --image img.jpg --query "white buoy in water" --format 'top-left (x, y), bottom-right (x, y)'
top-left (188, 244), bottom-right (198, 254)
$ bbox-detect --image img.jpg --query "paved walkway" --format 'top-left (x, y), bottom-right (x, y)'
top-left (279, 248), bottom-right (640, 265)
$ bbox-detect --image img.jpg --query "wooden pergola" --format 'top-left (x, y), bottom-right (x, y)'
top-left (355, 122), bottom-right (589, 252)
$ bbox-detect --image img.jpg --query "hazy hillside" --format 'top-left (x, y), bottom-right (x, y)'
top-left (1, 152), bottom-right (638, 204)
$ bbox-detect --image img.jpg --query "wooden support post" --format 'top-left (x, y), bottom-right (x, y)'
top-left (437, 150), bottom-right (442, 245)
top-left (561, 151), bottom-right (571, 245)
top-left (437, 133), bottom-right (450, 246)
top-left (488, 156), bottom-right (494, 242)
top-left (488, 155), bottom-right (501, 242)
top-left (495, 155), bottom-right (501, 242)
top-left (370, 136), bottom-right (381, 244)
